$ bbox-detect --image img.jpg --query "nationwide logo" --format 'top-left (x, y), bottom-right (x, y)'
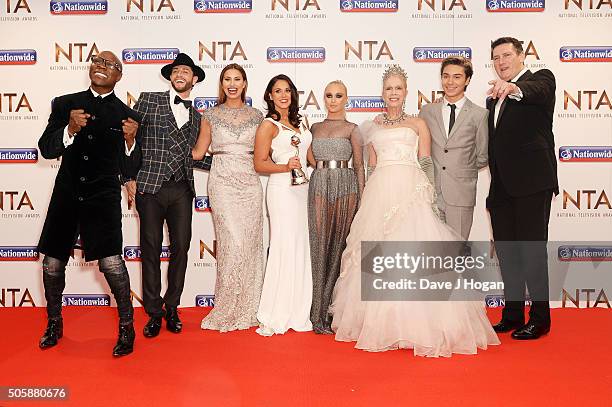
top-left (0, 149), bottom-right (38, 163)
top-left (267, 47), bottom-right (325, 63)
top-left (0, 49), bottom-right (36, 65)
top-left (413, 47), bottom-right (471, 62)
top-left (485, 295), bottom-right (531, 307)
top-left (62, 294), bottom-right (110, 306)
top-left (195, 196), bottom-right (212, 212)
top-left (194, 0), bottom-right (252, 13)
top-left (194, 96), bottom-right (253, 112)
top-left (340, 0), bottom-right (398, 12)
top-left (195, 295), bottom-right (215, 307)
top-left (123, 246), bottom-right (171, 261)
top-left (50, 0), bottom-right (108, 15)
top-left (558, 246), bottom-right (612, 261)
top-left (486, 0), bottom-right (544, 12)
top-left (484, 295), bottom-right (504, 308)
top-left (346, 96), bottom-right (384, 112)
top-left (122, 48), bottom-right (179, 64)
top-left (559, 147), bottom-right (612, 162)
top-left (0, 246), bottom-right (39, 261)
top-left (560, 46), bottom-right (612, 62)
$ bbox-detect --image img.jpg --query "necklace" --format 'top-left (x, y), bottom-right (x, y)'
top-left (382, 112), bottom-right (407, 125)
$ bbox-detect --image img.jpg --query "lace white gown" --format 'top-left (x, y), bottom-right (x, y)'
top-left (256, 118), bottom-right (313, 335)
top-left (200, 105), bottom-right (264, 332)
top-left (330, 125), bottom-right (500, 357)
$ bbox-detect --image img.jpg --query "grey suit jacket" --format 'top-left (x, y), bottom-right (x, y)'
top-left (419, 97), bottom-right (488, 207)
top-left (133, 91), bottom-right (207, 195)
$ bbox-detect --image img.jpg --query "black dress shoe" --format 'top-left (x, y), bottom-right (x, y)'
top-left (511, 322), bottom-right (550, 340)
top-left (493, 319), bottom-right (524, 333)
top-left (113, 323), bottom-right (135, 357)
top-left (39, 318), bottom-right (63, 349)
top-left (143, 316), bottom-right (162, 338)
top-left (165, 306), bottom-right (182, 333)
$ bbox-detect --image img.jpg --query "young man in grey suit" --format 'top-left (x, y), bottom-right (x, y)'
top-left (418, 56), bottom-right (488, 240)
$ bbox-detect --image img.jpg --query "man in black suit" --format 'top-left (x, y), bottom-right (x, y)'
top-left (486, 37), bottom-right (558, 340)
top-left (38, 51), bottom-right (140, 356)
top-left (129, 53), bottom-right (208, 338)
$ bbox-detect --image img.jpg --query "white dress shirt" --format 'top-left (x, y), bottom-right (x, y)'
top-left (442, 96), bottom-right (466, 138)
top-left (494, 66), bottom-right (527, 127)
top-left (63, 88), bottom-right (136, 155)
top-left (169, 87), bottom-right (190, 129)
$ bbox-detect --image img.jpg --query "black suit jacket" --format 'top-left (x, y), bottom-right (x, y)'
top-left (39, 89), bottom-right (141, 197)
top-left (37, 89), bottom-right (141, 260)
top-left (486, 69), bottom-right (559, 208)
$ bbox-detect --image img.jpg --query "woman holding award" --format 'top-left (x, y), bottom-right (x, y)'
top-left (306, 81), bottom-right (365, 334)
top-left (253, 74), bottom-right (313, 336)
top-left (193, 64), bottom-right (265, 332)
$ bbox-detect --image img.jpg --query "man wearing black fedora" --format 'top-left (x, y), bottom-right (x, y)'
top-left (129, 53), bottom-right (207, 337)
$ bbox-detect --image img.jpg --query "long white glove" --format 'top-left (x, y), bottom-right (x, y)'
top-left (418, 156), bottom-right (443, 221)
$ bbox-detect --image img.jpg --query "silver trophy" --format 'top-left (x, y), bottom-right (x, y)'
top-left (290, 135), bottom-right (309, 185)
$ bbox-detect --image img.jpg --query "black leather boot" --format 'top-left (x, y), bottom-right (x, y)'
top-left (39, 318), bottom-right (63, 349)
top-left (113, 323), bottom-right (135, 357)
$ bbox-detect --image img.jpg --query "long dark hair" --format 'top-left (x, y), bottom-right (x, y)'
top-left (217, 63), bottom-right (247, 104)
top-left (263, 74), bottom-right (302, 129)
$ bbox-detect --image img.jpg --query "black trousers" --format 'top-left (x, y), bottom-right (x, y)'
top-left (489, 186), bottom-right (553, 327)
top-left (136, 180), bottom-right (193, 318)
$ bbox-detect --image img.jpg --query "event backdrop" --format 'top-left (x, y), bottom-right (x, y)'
top-left (1, 1), bottom-right (610, 310)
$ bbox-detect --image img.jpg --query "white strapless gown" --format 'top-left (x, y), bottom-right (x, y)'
top-left (256, 118), bottom-right (313, 335)
top-left (330, 126), bottom-right (500, 357)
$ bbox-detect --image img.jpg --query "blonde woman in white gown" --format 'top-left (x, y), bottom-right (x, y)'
top-left (253, 75), bottom-right (313, 336)
top-left (329, 66), bottom-right (500, 357)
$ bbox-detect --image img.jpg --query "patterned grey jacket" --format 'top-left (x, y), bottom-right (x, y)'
top-left (133, 91), bottom-right (209, 195)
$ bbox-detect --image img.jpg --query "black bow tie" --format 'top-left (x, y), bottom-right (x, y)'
top-left (174, 95), bottom-right (192, 109)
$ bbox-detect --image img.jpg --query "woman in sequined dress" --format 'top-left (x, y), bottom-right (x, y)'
top-left (306, 81), bottom-right (364, 334)
top-left (192, 64), bottom-right (264, 332)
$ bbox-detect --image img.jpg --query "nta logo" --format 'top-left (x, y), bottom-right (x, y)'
top-left (418, 0), bottom-right (466, 11)
top-left (344, 40), bottom-right (394, 61)
top-left (126, 0), bottom-right (175, 12)
top-left (0, 93), bottom-right (33, 113)
top-left (4, 0), bottom-right (31, 13)
top-left (199, 41), bottom-right (247, 62)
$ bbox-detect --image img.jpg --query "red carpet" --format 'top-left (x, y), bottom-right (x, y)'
top-left (0, 307), bottom-right (610, 407)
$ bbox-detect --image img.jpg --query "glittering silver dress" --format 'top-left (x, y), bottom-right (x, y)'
top-left (200, 104), bottom-right (264, 332)
top-left (308, 119), bottom-right (365, 334)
